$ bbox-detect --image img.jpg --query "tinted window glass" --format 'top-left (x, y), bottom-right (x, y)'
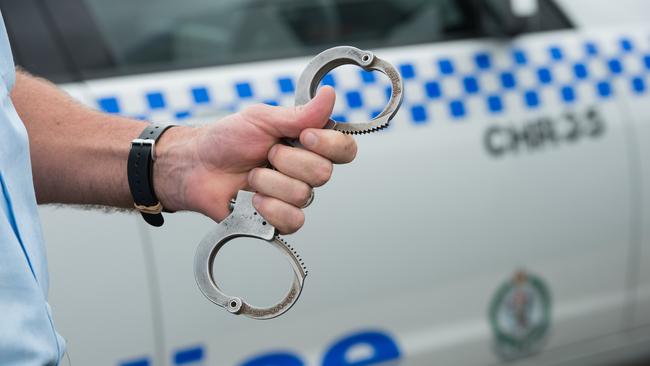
top-left (79, 0), bottom-right (480, 77)
top-left (7, 0), bottom-right (572, 81)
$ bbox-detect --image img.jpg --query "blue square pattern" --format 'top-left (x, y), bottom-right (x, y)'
top-left (573, 63), bottom-right (588, 79)
top-left (475, 53), bottom-right (491, 70)
top-left (549, 46), bottom-right (563, 61)
top-left (410, 105), bottom-right (428, 124)
top-left (98, 97), bottom-right (120, 113)
top-left (174, 346), bottom-right (204, 365)
top-left (264, 100), bottom-right (278, 106)
top-left (332, 114), bottom-right (348, 123)
top-left (449, 100), bottom-right (465, 118)
top-left (463, 76), bottom-right (479, 94)
top-left (487, 95), bottom-right (503, 113)
top-left (175, 110), bottom-right (191, 120)
top-left (146, 92), bottom-right (166, 109)
top-left (400, 64), bottom-right (416, 79)
top-left (500, 72), bottom-right (516, 89)
top-left (370, 109), bottom-right (382, 119)
top-left (236, 82), bottom-right (253, 98)
top-left (384, 86), bottom-right (393, 101)
top-left (438, 59), bottom-right (455, 75)
top-left (117, 39), bottom-right (650, 126)
top-left (425, 80), bottom-right (442, 99)
top-left (360, 70), bottom-right (376, 84)
top-left (620, 38), bottom-right (633, 52)
top-left (561, 86), bottom-right (576, 103)
top-left (632, 77), bottom-right (646, 93)
top-left (585, 42), bottom-right (599, 56)
top-left (120, 358), bottom-right (149, 366)
top-left (597, 81), bottom-right (612, 98)
top-left (321, 73), bottom-right (336, 87)
top-left (512, 49), bottom-right (527, 65)
top-left (345, 91), bottom-right (363, 109)
top-left (277, 77), bottom-right (295, 93)
top-left (608, 59), bottom-right (623, 74)
top-left (537, 67), bottom-right (552, 84)
top-left (524, 90), bottom-right (540, 108)
top-left (191, 87), bottom-right (210, 104)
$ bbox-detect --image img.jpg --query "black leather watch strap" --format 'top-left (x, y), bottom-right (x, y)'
top-left (127, 124), bottom-right (177, 227)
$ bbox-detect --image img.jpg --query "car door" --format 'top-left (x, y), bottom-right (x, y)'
top-left (611, 28), bottom-right (650, 331)
top-left (10, 0), bottom-right (643, 365)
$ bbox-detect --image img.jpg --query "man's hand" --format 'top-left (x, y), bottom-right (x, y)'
top-left (153, 87), bottom-right (357, 234)
top-left (12, 72), bottom-right (355, 233)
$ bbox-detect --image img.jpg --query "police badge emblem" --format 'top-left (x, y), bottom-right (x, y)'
top-left (489, 270), bottom-right (552, 360)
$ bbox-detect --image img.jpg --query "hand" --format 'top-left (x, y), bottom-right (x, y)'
top-left (153, 87), bottom-right (357, 234)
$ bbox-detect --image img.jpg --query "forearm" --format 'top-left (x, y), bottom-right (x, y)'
top-left (9, 71), bottom-right (353, 234)
top-left (11, 70), bottom-right (168, 207)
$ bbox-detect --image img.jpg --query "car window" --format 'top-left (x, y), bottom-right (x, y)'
top-left (6, 0), bottom-right (572, 81)
top-left (79, 0), bottom-right (478, 77)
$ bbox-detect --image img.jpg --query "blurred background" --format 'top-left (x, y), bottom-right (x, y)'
top-left (1, 0), bottom-right (649, 365)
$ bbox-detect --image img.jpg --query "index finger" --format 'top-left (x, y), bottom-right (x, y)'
top-left (299, 128), bottom-right (358, 164)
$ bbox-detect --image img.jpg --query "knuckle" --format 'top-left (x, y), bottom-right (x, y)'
top-left (312, 162), bottom-right (333, 187)
top-left (294, 184), bottom-right (312, 205)
top-left (291, 105), bottom-right (304, 126)
top-left (286, 210), bottom-right (305, 234)
top-left (248, 168), bottom-right (261, 188)
top-left (244, 103), bottom-right (266, 117)
top-left (267, 144), bottom-right (284, 163)
top-left (344, 137), bottom-right (358, 161)
top-left (291, 105), bottom-right (300, 118)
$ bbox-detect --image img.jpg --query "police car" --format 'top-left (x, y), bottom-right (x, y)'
top-left (3, 0), bottom-right (650, 364)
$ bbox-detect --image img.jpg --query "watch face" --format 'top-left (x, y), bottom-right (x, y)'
top-left (489, 270), bottom-right (552, 360)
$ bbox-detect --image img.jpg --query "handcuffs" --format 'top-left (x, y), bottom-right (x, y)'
top-left (193, 46), bottom-right (404, 319)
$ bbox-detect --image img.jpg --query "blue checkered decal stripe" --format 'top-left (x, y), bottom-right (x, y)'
top-left (119, 345), bottom-right (204, 366)
top-left (95, 35), bottom-right (650, 125)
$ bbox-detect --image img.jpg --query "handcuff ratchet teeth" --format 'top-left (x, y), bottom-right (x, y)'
top-left (193, 46), bottom-right (403, 319)
top-left (295, 46), bottom-right (404, 134)
top-left (193, 191), bottom-right (306, 320)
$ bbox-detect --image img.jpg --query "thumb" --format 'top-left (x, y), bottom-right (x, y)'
top-left (296, 85), bottom-right (336, 130)
top-left (243, 86), bottom-right (336, 138)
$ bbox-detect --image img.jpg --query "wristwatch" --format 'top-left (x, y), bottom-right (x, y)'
top-left (127, 124), bottom-right (177, 227)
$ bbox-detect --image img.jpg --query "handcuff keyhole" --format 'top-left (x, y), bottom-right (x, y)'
top-left (362, 54), bottom-right (370, 62)
top-left (230, 301), bottom-right (237, 308)
top-left (262, 221), bottom-right (267, 226)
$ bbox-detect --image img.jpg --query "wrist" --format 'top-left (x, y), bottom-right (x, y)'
top-left (152, 125), bottom-right (199, 212)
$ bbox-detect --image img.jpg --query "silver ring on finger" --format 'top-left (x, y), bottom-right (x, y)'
top-left (301, 189), bottom-right (315, 209)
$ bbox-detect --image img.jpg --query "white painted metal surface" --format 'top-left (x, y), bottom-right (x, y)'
top-left (36, 1), bottom-right (650, 365)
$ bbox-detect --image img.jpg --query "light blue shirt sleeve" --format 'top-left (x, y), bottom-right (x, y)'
top-left (0, 11), bottom-right (66, 365)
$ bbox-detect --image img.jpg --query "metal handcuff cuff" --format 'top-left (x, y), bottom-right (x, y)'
top-left (193, 46), bottom-right (404, 319)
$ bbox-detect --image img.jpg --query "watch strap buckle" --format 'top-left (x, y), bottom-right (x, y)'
top-left (131, 138), bottom-right (156, 161)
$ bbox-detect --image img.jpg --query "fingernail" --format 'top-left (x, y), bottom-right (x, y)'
top-left (303, 131), bottom-right (318, 147)
top-left (252, 194), bottom-right (263, 207)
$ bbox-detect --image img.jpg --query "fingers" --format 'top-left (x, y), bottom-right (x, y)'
top-left (248, 168), bottom-right (312, 207)
top-left (268, 145), bottom-right (333, 187)
top-left (300, 128), bottom-right (357, 164)
top-left (253, 194), bottom-right (305, 234)
top-left (233, 87), bottom-right (356, 235)
top-left (241, 86), bottom-right (335, 138)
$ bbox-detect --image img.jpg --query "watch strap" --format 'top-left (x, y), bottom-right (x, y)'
top-left (128, 124), bottom-right (176, 227)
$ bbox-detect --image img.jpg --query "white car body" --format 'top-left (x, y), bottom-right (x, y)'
top-left (34, 0), bottom-right (650, 365)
